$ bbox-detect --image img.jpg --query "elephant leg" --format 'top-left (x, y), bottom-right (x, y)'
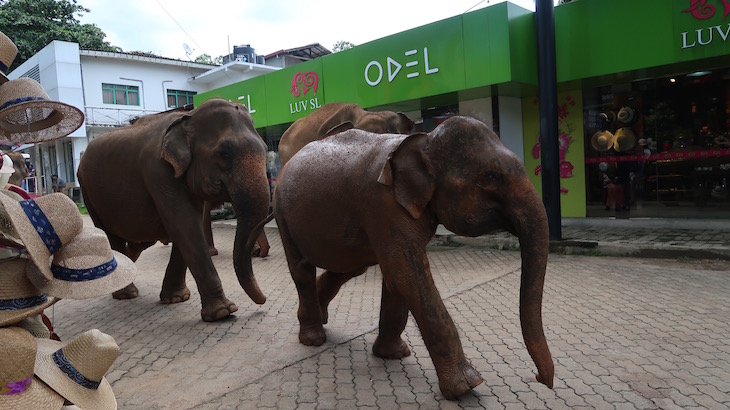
top-left (252, 231), bottom-right (269, 258)
top-left (380, 257), bottom-right (483, 399)
top-left (108, 235), bottom-right (139, 300)
top-left (280, 225), bottom-right (325, 345)
top-left (372, 278), bottom-right (411, 359)
top-left (203, 202), bottom-right (218, 256)
top-left (160, 243), bottom-right (191, 304)
top-left (316, 268), bottom-right (366, 324)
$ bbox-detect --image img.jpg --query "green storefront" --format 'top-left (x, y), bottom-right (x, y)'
top-left (196, 0), bottom-right (730, 220)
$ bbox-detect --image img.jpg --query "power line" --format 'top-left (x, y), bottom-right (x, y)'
top-left (154, 0), bottom-right (207, 56)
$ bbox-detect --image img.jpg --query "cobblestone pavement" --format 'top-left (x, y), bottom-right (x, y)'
top-left (46, 219), bottom-right (730, 409)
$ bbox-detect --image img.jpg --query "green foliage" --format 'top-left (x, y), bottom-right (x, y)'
top-left (0, 0), bottom-right (120, 71)
top-left (332, 40), bottom-right (355, 53)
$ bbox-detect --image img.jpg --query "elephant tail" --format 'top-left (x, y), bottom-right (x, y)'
top-left (246, 212), bottom-right (274, 250)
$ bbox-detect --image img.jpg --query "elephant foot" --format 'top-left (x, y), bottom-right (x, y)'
top-left (201, 297), bottom-right (238, 322)
top-left (160, 286), bottom-right (191, 304)
top-left (299, 324), bottom-right (326, 346)
top-left (372, 336), bottom-right (411, 359)
top-left (208, 246), bottom-right (219, 256)
top-left (438, 362), bottom-right (484, 400)
top-left (112, 283), bottom-right (139, 300)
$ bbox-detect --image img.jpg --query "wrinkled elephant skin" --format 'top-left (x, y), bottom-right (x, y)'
top-left (78, 98), bottom-right (270, 322)
top-left (274, 116), bottom-right (553, 399)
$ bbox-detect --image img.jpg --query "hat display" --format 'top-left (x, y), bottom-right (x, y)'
top-left (0, 193), bottom-right (84, 283)
top-left (34, 329), bottom-right (119, 410)
top-left (0, 78), bottom-right (84, 144)
top-left (0, 31), bottom-right (18, 84)
top-left (0, 258), bottom-right (58, 327)
top-left (617, 106), bottom-right (635, 124)
top-left (613, 127), bottom-right (637, 152)
top-left (714, 134), bottom-right (729, 147)
top-left (590, 130), bottom-right (614, 152)
top-left (26, 226), bottom-right (137, 300)
top-left (0, 327), bottom-right (64, 410)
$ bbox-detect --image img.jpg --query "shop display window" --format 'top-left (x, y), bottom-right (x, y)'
top-left (584, 69), bottom-right (730, 218)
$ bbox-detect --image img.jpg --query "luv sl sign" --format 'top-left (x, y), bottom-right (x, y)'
top-left (681, 0), bottom-right (730, 48)
top-left (289, 71), bottom-right (322, 114)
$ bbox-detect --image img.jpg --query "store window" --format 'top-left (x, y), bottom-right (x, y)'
top-left (167, 90), bottom-right (196, 108)
top-left (584, 69), bottom-right (730, 219)
top-left (102, 83), bottom-right (140, 106)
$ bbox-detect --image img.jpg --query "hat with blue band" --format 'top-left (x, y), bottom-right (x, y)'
top-left (0, 192), bottom-right (84, 283)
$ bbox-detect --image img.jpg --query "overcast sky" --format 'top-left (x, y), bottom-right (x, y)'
top-left (76, 0), bottom-right (538, 61)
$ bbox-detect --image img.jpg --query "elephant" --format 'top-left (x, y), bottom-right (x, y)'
top-left (277, 102), bottom-right (414, 166)
top-left (203, 200), bottom-right (269, 257)
top-left (271, 116), bottom-right (553, 399)
top-left (4, 151), bottom-right (28, 187)
top-left (77, 98), bottom-right (270, 322)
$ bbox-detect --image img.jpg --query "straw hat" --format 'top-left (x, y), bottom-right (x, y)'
top-left (0, 193), bottom-right (84, 283)
top-left (0, 31), bottom-right (18, 84)
top-left (0, 78), bottom-right (84, 144)
top-left (590, 130), bottom-right (614, 152)
top-left (0, 258), bottom-right (58, 327)
top-left (0, 327), bottom-right (65, 409)
top-left (614, 127), bottom-right (637, 152)
top-left (26, 226), bottom-right (137, 300)
top-left (14, 315), bottom-right (52, 339)
top-left (35, 329), bottom-right (119, 410)
top-left (617, 106), bottom-right (635, 124)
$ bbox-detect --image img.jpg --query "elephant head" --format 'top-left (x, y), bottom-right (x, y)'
top-left (278, 102), bottom-right (414, 167)
top-left (378, 116), bottom-right (554, 388)
top-left (160, 98), bottom-right (269, 304)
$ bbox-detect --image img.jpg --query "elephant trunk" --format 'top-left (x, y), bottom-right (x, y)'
top-left (230, 167), bottom-right (269, 305)
top-left (512, 184), bottom-right (554, 389)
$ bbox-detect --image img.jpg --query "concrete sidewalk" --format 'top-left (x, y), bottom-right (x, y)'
top-left (46, 218), bottom-right (730, 409)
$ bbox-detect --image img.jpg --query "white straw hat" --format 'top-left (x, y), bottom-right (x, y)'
top-left (0, 78), bottom-right (84, 144)
top-left (34, 329), bottom-right (119, 410)
top-left (0, 258), bottom-right (58, 327)
top-left (0, 192), bottom-right (83, 283)
top-left (26, 226), bottom-right (137, 300)
top-left (0, 327), bottom-right (64, 409)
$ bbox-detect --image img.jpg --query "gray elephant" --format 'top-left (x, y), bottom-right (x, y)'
top-left (277, 102), bottom-right (413, 166)
top-left (272, 116), bottom-right (553, 398)
top-left (78, 98), bottom-right (269, 322)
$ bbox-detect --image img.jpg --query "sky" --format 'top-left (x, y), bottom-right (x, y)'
top-left (75, 0), bottom-right (538, 61)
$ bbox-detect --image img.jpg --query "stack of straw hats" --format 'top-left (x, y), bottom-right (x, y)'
top-left (1, 31), bottom-right (135, 409)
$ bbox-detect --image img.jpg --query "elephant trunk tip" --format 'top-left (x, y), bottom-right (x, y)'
top-left (536, 368), bottom-right (554, 389)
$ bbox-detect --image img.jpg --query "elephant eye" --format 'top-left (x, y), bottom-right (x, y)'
top-left (476, 171), bottom-right (500, 188)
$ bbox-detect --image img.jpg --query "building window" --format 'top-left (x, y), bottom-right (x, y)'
top-left (167, 90), bottom-right (197, 108)
top-left (102, 83), bottom-right (139, 106)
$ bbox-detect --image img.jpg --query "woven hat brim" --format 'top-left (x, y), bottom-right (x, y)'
top-left (0, 295), bottom-right (58, 327)
top-left (0, 100), bottom-right (84, 144)
top-left (34, 338), bottom-right (117, 410)
top-left (27, 251), bottom-right (137, 300)
top-left (0, 193), bottom-right (56, 282)
top-left (0, 375), bottom-right (65, 410)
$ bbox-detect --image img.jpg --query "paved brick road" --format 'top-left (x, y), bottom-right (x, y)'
top-left (47, 219), bottom-right (730, 409)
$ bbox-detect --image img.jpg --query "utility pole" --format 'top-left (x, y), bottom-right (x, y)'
top-left (536, 0), bottom-right (562, 241)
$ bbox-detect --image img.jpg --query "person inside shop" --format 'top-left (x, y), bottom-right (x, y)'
top-left (51, 174), bottom-right (65, 193)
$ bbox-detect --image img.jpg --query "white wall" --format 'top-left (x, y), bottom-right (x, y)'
top-left (498, 96), bottom-right (525, 161)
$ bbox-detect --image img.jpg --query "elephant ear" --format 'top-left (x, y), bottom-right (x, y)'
top-left (160, 114), bottom-right (192, 179)
top-left (377, 133), bottom-right (434, 219)
top-left (397, 112), bottom-right (415, 133)
top-left (324, 121), bottom-right (354, 137)
top-left (316, 109), bottom-right (353, 137)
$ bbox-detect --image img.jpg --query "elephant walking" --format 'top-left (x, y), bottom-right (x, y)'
top-left (78, 98), bottom-right (269, 321)
top-left (273, 117), bottom-right (553, 398)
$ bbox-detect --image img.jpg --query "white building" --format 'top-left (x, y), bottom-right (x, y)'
top-left (8, 40), bottom-right (279, 196)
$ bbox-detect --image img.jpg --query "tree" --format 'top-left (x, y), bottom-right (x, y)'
top-left (332, 40), bottom-right (355, 53)
top-left (0, 0), bottom-right (120, 71)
